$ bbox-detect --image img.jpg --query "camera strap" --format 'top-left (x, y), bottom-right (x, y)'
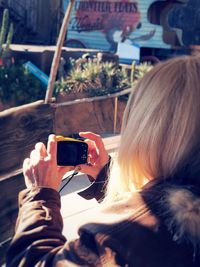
top-left (59, 170), bottom-right (79, 193)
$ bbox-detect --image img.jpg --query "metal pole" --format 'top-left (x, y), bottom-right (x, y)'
top-left (45, 0), bottom-right (75, 103)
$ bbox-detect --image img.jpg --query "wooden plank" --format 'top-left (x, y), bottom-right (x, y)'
top-left (0, 101), bottom-right (55, 177)
top-left (103, 135), bottom-right (121, 152)
top-left (54, 88), bottom-right (132, 107)
top-left (0, 170), bottom-right (25, 264)
top-left (55, 98), bottom-right (126, 136)
top-left (0, 100), bottom-right (55, 262)
top-left (0, 170), bottom-right (24, 241)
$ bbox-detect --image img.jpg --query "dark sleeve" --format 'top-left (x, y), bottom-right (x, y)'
top-left (6, 187), bottom-right (66, 266)
top-left (6, 187), bottom-right (108, 267)
top-left (78, 156), bottom-right (111, 202)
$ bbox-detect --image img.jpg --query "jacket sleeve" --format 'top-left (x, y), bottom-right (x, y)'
top-left (78, 156), bottom-right (111, 202)
top-left (6, 187), bottom-right (104, 267)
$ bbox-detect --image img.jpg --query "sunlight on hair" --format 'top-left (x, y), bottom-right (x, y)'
top-left (106, 55), bottom-right (200, 203)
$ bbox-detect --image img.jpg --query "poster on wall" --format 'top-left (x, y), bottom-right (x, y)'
top-left (71, 1), bottom-right (141, 50)
top-left (64, 0), bottom-right (171, 51)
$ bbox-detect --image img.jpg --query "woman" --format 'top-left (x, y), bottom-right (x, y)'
top-left (7, 56), bottom-right (200, 266)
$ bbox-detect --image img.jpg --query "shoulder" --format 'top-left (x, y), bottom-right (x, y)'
top-left (78, 191), bottom-right (158, 241)
top-left (72, 192), bottom-right (159, 266)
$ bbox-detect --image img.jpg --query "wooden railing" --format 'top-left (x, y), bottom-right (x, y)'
top-left (0, 101), bottom-right (55, 263)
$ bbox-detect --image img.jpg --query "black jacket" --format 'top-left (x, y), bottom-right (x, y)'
top-left (6, 164), bottom-right (200, 266)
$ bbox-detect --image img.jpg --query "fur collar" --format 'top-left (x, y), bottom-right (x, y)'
top-left (141, 176), bottom-right (200, 248)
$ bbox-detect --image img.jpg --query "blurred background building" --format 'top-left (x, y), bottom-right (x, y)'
top-left (0, 0), bottom-right (63, 45)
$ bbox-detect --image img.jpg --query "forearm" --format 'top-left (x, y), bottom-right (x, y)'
top-left (6, 187), bottom-right (105, 267)
top-left (6, 187), bottom-right (66, 267)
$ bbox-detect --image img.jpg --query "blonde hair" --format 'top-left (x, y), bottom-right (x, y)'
top-left (106, 56), bottom-right (200, 201)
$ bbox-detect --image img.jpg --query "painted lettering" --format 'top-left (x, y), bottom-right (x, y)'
top-left (114, 2), bottom-right (138, 13)
top-left (75, 1), bottom-right (138, 13)
top-left (75, 1), bottom-right (112, 13)
top-left (70, 15), bottom-right (104, 31)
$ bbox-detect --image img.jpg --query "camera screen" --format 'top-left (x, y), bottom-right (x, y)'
top-left (57, 142), bottom-right (78, 166)
top-left (57, 141), bottom-right (88, 166)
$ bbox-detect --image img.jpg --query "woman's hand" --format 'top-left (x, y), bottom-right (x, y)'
top-left (78, 132), bottom-right (109, 180)
top-left (23, 134), bottom-right (73, 190)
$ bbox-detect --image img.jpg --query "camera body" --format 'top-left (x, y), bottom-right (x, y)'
top-left (56, 136), bottom-right (88, 166)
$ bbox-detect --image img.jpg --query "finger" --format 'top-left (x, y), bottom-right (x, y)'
top-left (30, 149), bottom-right (40, 164)
top-left (78, 164), bottom-right (98, 179)
top-left (79, 132), bottom-right (105, 152)
top-left (84, 139), bottom-right (96, 149)
top-left (87, 154), bottom-right (92, 164)
top-left (23, 158), bottom-right (31, 174)
top-left (85, 139), bottom-right (98, 157)
top-left (35, 142), bottom-right (47, 158)
top-left (80, 132), bottom-right (109, 166)
top-left (23, 158), bottom-right (35, 187)
top-left (47, 134), bottom-right (57, 161)
top-left (78, 164), bottom-right (93, 173)
top-left (87, 153), bottom-right (97, 165)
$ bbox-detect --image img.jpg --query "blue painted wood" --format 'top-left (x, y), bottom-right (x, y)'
top-left (24, 61), bottom-right (49, 87)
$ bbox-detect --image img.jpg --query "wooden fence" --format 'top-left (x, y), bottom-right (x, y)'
top-left (0, 101), bottom-right (54, 263)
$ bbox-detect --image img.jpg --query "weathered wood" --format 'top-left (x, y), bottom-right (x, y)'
top-left (0, 170), bottom-right (25, 264)
top-left (0, 100), bottom-right (55, 263)
top-left (103, 135), bottom-right (121, 153)
top-left (45, 0), bottom-right (75, 103)
top-left (54, 87), bottom-right (132, 107)
top-left (0, 101), bottom-right (55, 176)
top-left (54, 98), bottom-right (126, 136)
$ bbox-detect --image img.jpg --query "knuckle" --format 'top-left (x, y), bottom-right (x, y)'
top-left (44, 157), bottom-right (52, 164)
top-left (35, 142), bottom-right (44, 149)
top-left (93, 134), bottom-right (101, 139)
top-left (30, 149), bottom-right (36, 157)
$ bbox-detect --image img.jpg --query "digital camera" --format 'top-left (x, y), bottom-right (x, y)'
top-left (56, 135), bottom-right (88, 166)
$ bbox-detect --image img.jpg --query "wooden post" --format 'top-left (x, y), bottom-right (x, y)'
top-left (45, 0), bottom-right (75, 103)
top-left (113, 97), bottom-right (118, 134)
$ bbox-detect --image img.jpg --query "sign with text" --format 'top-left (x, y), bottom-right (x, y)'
top-left (64, 0), bottom-right (171, 51)
top-left (69, 0), bottom-right (141, 50)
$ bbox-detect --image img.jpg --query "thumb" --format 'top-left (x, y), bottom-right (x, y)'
top-left (78, 164), bottom-right (98, 179)
top-left (58, 166), bottom-right (75, 178)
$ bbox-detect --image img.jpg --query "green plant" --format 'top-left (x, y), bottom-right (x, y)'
top-left (0, 64), bottom-right (45, 108)
top-left (0, 9), bottom-right (14, 62)
top-left (55, 57), bottom-right (129, 97)
top-left (131, 62), bottom-right (153, 86)
top-left (55, 55), bottom-right (153, 98)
